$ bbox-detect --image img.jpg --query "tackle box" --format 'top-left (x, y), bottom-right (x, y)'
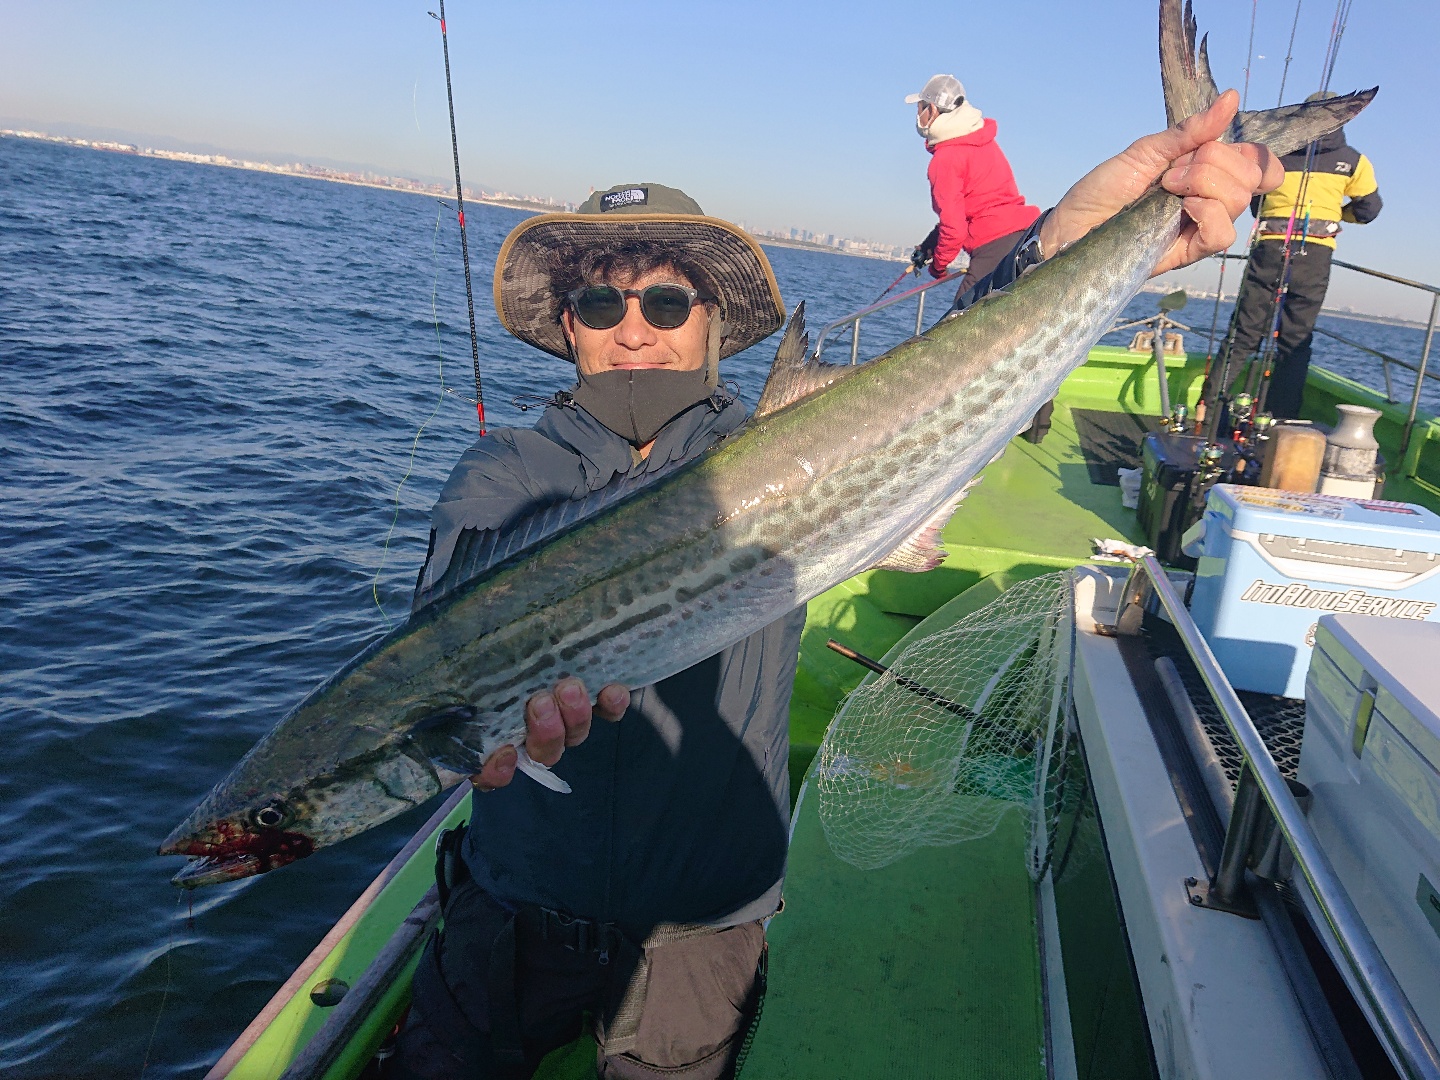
top-left (1137, 432), bottom-right (1235, 569)
top-left (1186, 485), bottom-right (1440, 698)
top-left (1300, 614), bottom-right (1440, 1039)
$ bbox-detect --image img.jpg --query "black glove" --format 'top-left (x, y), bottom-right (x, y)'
top-left (911, 226), bottom-right (939, 270)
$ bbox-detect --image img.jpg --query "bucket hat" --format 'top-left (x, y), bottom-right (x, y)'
top-left (493, 182), bottom-right (785, 361)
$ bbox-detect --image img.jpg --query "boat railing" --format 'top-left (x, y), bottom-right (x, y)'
top-left (810, 271), bottom-right (963, 363)
top-left (1115, 555), bottom-right (1440, 1080)
top-left (1216, 251), bottom-right (1440, 461)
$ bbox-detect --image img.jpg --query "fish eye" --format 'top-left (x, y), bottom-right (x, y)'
top-left (253, 803), bottom-right (288, 829)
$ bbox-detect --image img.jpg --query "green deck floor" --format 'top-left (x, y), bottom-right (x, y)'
top-left (748, 583), bottom-right (1051, 1079)
top-left (745, 800), bottom-right (1044, 1079)
top-left (753, 351), bottom-right (1181, 1078)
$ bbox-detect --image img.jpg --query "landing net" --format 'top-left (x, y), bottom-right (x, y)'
top-left (816, 572), bottom-right (1075, 879)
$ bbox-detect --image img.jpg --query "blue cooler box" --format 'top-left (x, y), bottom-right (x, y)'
top-left (1187, 485), bottom-right (1440, 698)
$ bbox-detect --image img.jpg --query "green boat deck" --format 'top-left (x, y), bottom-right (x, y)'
top-left (750, 343), bottom-right (1440, 1078)
top-left (748, 583), bottom-right (1048, 1079)
top-left (218, 341), bottom-right (1440, 1080)
top-left (751, 348), bottom-right (1174, 1080)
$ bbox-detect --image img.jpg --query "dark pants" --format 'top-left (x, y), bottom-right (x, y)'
top-left (953, 227), bottom-right (1031, 302)
top-left (392, 878), bottom-right (767, 1080)
top-left (1227, 240), bottom-right (1334, 419)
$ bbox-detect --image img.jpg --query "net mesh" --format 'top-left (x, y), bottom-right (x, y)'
top-left (816, 572), bottom-right (1076, 879)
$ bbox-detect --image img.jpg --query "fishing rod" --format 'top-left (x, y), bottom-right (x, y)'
top-left (1254, 0), bottom-right (1354, 414)
top-left (429, 1), bottom-right (486, 434)
top-left (870, 265), bottom-right (917, 305)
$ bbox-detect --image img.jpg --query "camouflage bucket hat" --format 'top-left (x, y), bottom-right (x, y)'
top-left (493, 182), bottom-right (786, 361)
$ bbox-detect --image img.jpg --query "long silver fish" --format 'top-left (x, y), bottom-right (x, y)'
top-left (161, 0), bottom-right (1373, 886)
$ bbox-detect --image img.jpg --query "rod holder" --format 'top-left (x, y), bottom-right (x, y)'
top-left (1249, 777), bottom-right (1313, 883)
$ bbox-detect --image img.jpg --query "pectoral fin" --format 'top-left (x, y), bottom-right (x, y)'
top-left (869, 476), bottom-right (983, 573)
top-left (407, 705), bottom-right (573, 795)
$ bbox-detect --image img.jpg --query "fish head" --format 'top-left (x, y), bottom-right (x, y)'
top-left (159, 701), bottom-right (453, 888)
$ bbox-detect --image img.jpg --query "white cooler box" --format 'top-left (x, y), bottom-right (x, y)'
top-left (1300, 614), bottom-right (1440, 1041)
top-left (1187, 485), bottom-right (1440, 698)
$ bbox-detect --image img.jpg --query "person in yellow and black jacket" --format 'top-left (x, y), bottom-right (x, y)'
top-left (1226, 91), bottom-right (1382, 418)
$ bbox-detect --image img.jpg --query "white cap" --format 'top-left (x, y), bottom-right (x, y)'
top-left (904, 74), bottom-right (966, 112)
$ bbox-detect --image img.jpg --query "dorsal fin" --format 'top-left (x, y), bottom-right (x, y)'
top-left (754, 303), bottom-right (853, 419)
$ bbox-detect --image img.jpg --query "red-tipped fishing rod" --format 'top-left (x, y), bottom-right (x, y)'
top-left (870, 265), bottom-right (916, 305)
top-left (429, 1), bottom-right (486, 434)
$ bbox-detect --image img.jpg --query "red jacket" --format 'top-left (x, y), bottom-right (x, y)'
top-left (927, 118), bottom-right (1040, 276)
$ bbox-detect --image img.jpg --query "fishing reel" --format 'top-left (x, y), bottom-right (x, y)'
top-left (1162, 402), bottom-right (1190, 434)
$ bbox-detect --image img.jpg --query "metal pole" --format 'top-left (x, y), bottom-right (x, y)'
top-left (1401, 292), bottom-right (1439, 464)
top-left (915, 290), bottom-right (927, 337)
top-left (850, 318), bottom-right (861, 365)
top-left (1139, 555), bottom-right (1440, 1080)
top-left (1212, 765), bottom-right (1264, 908)
top-left (1152, 318), bottom-right (1173, 418)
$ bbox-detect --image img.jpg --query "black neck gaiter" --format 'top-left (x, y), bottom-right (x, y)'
top-left (569, 367), bottom-right (716, 447)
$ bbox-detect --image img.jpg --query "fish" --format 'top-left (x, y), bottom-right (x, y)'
top-left (160, 0), bottom-right (1374, 887)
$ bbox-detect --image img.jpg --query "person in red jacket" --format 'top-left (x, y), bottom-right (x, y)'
top-left (907, 74), bottom-right (1041, 299)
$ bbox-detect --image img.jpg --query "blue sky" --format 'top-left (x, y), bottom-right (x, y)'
top-left (3, 0), bottom-right (1434, 317)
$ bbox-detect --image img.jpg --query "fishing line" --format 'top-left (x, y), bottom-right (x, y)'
top-left (137, 889), bottom-right (186, 1079)
top-left (1241, 0), bottom-right (1259, 110)
top-left (1277, 0), bottom-right (1303, 104)
top-left (371, 204), bottom-right (450, 630)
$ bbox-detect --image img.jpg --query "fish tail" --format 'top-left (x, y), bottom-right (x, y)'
top-left (1160, 0), bottom-right (1375, 157)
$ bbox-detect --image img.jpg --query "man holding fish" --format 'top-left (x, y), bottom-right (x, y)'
top-left (388, 95), bottom-right (1289, 1079)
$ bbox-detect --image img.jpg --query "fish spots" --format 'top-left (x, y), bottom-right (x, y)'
top-left (558, 605), bottom-right (673, 661)
top-left (510, 653), bottom-right (559, 684)
top-left (675, 574), bottom-right (727, 604)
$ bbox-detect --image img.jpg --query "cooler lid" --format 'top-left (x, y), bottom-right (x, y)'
top-left (1318, 614), bottom-right (1440, 770)
top-left (1207, 485), bottom-right (1440, 550)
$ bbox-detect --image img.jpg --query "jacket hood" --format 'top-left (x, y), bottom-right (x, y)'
top-left (1280, 125), bottom-right (1349, 170)
top-left (928, 115), bottom-right (997, 152)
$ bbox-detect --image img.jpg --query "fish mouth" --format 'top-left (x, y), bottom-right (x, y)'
top-left (159, 826), bottom-right (316, 888)
top-left (170, 852), bottom-right (266, 889)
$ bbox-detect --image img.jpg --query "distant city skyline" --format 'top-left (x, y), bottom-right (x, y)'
top-left (3, 1), bottom-right (1433, 319)
top-left (2, 128), bottom-right (914, 266)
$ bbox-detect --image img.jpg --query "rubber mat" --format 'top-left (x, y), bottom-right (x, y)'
top-left (1070, 409), bottom-right (1160, 486)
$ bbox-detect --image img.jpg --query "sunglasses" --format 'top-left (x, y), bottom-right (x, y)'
top-left (567, 283), bottom-right (714, 331)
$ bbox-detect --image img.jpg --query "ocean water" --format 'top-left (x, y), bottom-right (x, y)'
top-left (1, 134), bottom-right (1434, 1079)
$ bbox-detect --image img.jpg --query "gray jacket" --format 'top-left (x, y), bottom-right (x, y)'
top-left (413, 395), bottom-right (802, 941)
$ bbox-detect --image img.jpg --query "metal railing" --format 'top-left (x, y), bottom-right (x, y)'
top-left (1116, 556), bottom-right (1440, 1080)
top-left (1216, 252), bottom-right (1440, 462)
top-left (812, 253), bottom-right (1439, 466)
top-left (811, 271), bottom-right (962, 363)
